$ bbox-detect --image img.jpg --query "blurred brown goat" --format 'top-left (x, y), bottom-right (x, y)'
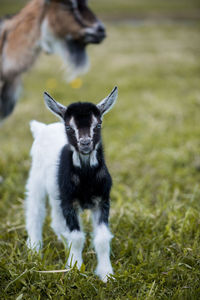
top-left (0, 0), bottom-right (106, 121)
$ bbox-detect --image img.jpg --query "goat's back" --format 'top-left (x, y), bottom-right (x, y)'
top-left (28, 121), bottom-right (68, 198)
top-left (30, 121), bottom-right (67, 167)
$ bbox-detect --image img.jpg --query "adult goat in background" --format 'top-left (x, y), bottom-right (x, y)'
top-left (0, 0), bottom-right (106, 121)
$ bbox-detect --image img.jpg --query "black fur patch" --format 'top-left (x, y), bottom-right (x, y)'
top-left (65, 102), bottom-right (100, 125)
top-left (58, 143), bottom-right (112, 231)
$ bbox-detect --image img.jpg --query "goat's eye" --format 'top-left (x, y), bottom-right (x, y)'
top-left (96, 124), bottom-right (101, 129)
top-left (66, 125), bottom-right (71, 131)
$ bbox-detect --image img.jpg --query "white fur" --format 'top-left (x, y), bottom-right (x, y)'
top-left (79, 151), bottom-right (98, 167)
top-left (26, 122), bottom-right (67, 251)
top-left (93, 223), bottom-right (113, 282)
top-left (69, 117), bottom-right (79, 140)
top-left (72, 148), bottom-right (82, 168)
top-left (30, 120), bottom-right (46, 139)
top-left (63, 230), bottom-right (85, 268)
top-left (91, 205), bottom-right (113, 282)
top-left (90, 150), bottom-right (98, 167)
top-left (40, 18), bottom-right (55, 54)
top-left (71, 146), bottom-right (98, 168)
top-left (90, 115), bottom-right (98, 139)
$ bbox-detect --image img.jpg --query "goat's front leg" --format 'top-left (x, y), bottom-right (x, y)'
top-left (92, 200), bottom-right (113, 282)
top-left (61, 204), bottom-right (85, 269)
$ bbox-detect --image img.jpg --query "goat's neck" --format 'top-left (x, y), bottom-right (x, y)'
top-left (72, 146), bottom-right (100, 168)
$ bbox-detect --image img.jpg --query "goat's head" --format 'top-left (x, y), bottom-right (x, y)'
top-left (44, 87), bottom-right (118, 155)
top-left (41, 0), bottom-right (106, 80)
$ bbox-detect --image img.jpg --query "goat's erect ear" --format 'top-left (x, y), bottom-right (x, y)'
top-left (97, 86), bottom-right (118, 116)
top-left (44, 92), bottom-right (67, 119)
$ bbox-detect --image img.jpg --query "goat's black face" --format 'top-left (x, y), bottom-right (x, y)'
top-left (64, 103), bottom-right (101, 154)
top-left (44, 87), bottom-right (118, 155)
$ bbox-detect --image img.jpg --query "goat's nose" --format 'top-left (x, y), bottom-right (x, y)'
top-left (96, 23), bottom-right (105, 34)
top-left (79, 138), bottom-right (91, 146)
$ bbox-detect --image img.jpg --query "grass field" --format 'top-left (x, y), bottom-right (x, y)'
top-left (0, 1), bottom-right (200, 299)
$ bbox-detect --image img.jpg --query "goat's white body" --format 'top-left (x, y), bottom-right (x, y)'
top-left (25, 120), bottom-right (113, 282)
top-left (26, 121), bottom-right (67, 250)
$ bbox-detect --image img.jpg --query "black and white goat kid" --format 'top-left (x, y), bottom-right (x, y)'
top-left (25, 87), bottom-right (118, 282)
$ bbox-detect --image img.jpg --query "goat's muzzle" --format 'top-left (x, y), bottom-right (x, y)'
top-left (63, 22), bottom-right (106, 74)
top-left (82, 23), bottom-right (106, 45)
top-left (78, 138), bottom-right (93, 155)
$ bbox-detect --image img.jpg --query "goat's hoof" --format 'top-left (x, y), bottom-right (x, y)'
top-left (95, 266), bottom-right (113, 283)
top-left (26, 238), bottom-right (42, 253)
top-left (66, 260), bottom-right (82, 270)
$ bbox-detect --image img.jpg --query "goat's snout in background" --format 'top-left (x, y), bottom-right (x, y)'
top-left (83, 22), bottom-right (106, 44)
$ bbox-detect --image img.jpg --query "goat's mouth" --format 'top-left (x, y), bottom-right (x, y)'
top-left (83, 24), bottom-right (106, 45)
top-left (83, 31), bottom-right (106, 45)
top-left (79, 146), bottom-right (93, 155)
top-left (64, 30), bottom-right (105, 80)
top-left (66, 30), bottom-right (106, 64)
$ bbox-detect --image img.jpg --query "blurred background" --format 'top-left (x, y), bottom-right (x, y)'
top-left (1, 0), bottom-right (200, 19)
top-left (0, 0), bottom-right (199, 191)
top-left (0, 1), bottom-right (200, 298)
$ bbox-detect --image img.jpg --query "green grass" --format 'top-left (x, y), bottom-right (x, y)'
top-left (1, 1), bottom-right (200, 299)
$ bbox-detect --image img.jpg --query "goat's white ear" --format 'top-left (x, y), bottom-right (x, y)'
top-left (44, 92), bottom-right (67, 119)
top-left (97, 86), bottom-right (118, 116)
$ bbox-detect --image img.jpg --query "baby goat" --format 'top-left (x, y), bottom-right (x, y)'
top-left (25, 87), bottom-right (118, 282)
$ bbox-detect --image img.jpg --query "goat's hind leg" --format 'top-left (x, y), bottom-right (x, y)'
top-left (50, 197), bottom-right (67, 241)
top-left (25, 169), bottom-right (46, 252)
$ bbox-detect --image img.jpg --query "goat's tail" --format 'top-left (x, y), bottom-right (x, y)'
top-left (30, 120), bottom-right (46, 139)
